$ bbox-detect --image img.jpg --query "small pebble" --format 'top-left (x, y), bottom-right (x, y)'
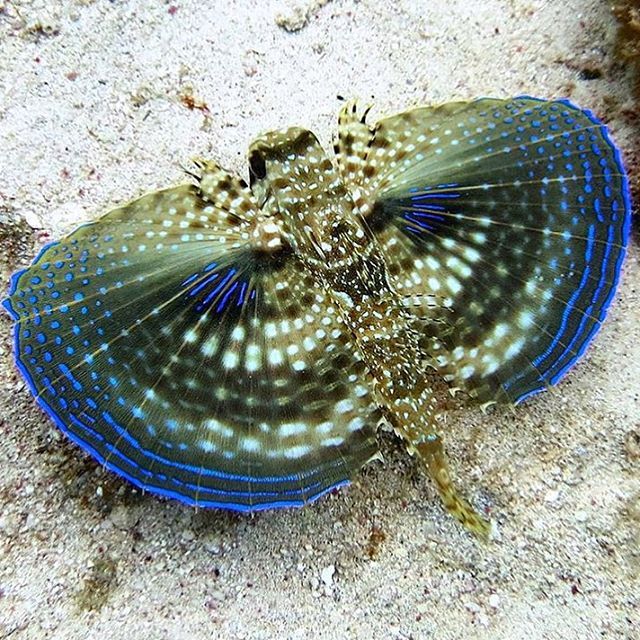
top-left (181, 529), bottom-right (195, 542)
top-left (416, 601), bottom-right (430, 615)
top-left (204, 541), bottom-right (221, 555)
top-left (109, 505), bottom-right (132, 529)
top-left (24, 513), bottom-right (38, 531)
top-left (24, 211), bottom-right (43, 229)
top-left (545, 489), bottom-right (560, 503)
top-left (465, 601), bottom-right (481, 614)
top-left (320, 564), bottom-right (335, 587)
top-left (209, 590), bottom-right (225, 602)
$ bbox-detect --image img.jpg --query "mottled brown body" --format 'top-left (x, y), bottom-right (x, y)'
top-left (249, 123), bottom-right (490, 535)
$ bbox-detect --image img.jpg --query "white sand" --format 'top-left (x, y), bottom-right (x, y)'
top-left (0, 1), bottom-right (638, 638)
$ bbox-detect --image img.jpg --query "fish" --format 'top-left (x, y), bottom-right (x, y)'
top-left (3, 97), bottom-right (631, 537)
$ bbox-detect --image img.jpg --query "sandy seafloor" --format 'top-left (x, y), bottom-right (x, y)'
top-left (0, 0), bottom-right (639, 638)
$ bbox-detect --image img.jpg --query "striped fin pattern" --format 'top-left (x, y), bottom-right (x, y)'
top-left (3, 179), bottom-right (379, 509)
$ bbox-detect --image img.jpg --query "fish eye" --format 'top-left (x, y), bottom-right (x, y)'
top-left (248, 150), bottom-right (267, 182)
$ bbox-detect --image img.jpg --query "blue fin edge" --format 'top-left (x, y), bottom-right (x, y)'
top-left (2, 245), bottom-right (352, 511)
top-left (507, 96), bottom-right (632, 404)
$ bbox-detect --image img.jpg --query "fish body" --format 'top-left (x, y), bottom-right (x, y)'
top-left (3, 97), bottom-right (631, 535)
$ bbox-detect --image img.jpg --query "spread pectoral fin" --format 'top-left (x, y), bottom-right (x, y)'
top-left (4, 174), bottom-right (380, 509)
top-left (338, 97), bottom-right (631, 404)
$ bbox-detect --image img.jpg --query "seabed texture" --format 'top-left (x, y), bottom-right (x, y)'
top-left (0, 1), bottom-right (638, 639)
